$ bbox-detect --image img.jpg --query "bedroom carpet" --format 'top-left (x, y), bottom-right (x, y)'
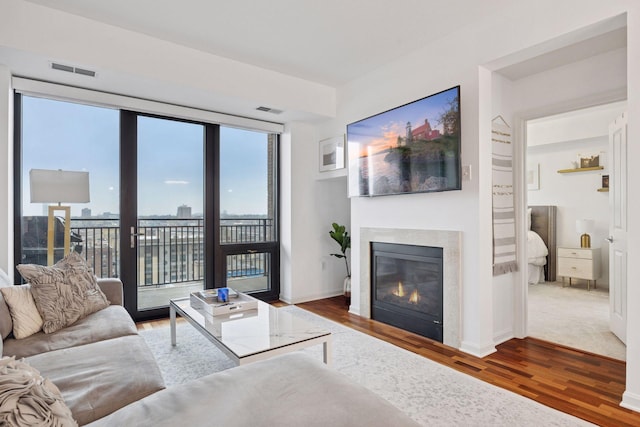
top-left (140, 305), bottom-right (592, 426)
top-left (528, 281), bottom-right (626, 361)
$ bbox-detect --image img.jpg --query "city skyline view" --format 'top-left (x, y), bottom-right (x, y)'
top-left (21, 96), bottom-right (272, 218)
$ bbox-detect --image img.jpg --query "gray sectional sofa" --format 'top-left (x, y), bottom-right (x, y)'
top-left (1, 278), bottom-right (420, 426)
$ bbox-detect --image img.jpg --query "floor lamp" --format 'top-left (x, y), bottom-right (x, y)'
top-left (29, 169), bottom-right (90, 265)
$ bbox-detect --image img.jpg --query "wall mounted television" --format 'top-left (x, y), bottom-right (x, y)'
top-left (347, 86), bottom-right (461, 197)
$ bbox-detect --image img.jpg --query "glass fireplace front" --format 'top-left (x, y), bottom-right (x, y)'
top-left (371, 242), bottom-right (443, 342)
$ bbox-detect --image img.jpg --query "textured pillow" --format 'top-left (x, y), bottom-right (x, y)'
top-left (0, 356), bottom-right (77, 426)
top-left (0, 285), bottom-right (43, 339)
top-left (16, 253), bottom-right (110, 334)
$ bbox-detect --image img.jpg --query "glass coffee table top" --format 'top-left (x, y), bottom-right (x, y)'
top-left (170, 295), bottom-right (332, 365)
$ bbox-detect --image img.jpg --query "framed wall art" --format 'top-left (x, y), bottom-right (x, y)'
top-left (319, 135), bottom-right (345, 172)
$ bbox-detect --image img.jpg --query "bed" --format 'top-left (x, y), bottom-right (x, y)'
top-left (527, 205), bottom-right (557, 284)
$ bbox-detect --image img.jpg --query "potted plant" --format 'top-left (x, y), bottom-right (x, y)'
top-left (329, 223), bottom-right (351, 301)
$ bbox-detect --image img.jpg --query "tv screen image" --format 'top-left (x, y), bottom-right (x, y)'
top-left (347, 86), bottom-right (461, 197)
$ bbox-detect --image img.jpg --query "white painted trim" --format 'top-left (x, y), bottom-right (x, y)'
top-left (621, 391), bottom-right (640, 413)
top-left (460, 340), bottom-right (497, 358)
top-left (12, 77), bottom-right (284, 134)
top-left (513, 89), bottom-right (628, 341)
top-left (279, 290), bottom-right (344, 305)
top-left (493, 329), bottom-right (514, 346)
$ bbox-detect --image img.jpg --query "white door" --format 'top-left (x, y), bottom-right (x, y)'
top-left (609, 112), bottom-right (627, 344)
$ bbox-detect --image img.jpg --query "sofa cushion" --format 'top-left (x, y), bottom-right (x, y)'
top-left (26, 335), bottom-right (165, 426)
top-left (17, 253), bottom-right (110, 334)
top-left (3, 305), bottom-right (138, 359)
top-left (0, 283), bottom-right (14, 341)
top-left (85, 353), bottom-right (420, 427)
top-left (0, 356), bottom-right (77, 427)
top-left (0, 285), bottom-right (43, 339)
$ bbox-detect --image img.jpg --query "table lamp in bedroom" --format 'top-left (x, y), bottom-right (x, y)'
top-left (576, 219), bottom-right (594, 248)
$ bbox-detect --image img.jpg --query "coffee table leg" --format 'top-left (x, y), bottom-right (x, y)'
top-left (170, 305), bottom-right (176, 346)
top-left (323, 337), bottom-right (333, 366)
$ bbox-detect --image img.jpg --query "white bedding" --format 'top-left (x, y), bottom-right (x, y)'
top-left (527, 230), bottom-right (548, 284)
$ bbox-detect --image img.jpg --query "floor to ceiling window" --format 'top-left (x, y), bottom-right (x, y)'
top-left (219, 127), bottom-right (279, 299)
top-left (14, 92), bottom-right (280, 320)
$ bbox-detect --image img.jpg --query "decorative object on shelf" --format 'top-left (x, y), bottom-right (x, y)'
top-left (346, 86), bottom-right (460, 197)
top-left (578, 154), bottom-right (600, 168)
top-left (576, 219), bottom-right (594, 248)
top-left (319, 135), bottom-right (345, 172)
top-left (602, 174), bottom-right (609, 189)
top-left (29, 169), bottom-right (90, 265)
top-left (329, 223), bottom-right (351, 301)
top-left (527, 163), bottom-right (540, 191)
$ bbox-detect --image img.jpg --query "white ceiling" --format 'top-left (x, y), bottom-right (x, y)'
top-left (6, 1), bottom-right (627, 123)
top-left (23, 0), bottom-right (517, 86)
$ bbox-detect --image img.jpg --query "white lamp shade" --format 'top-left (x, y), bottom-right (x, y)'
top-left (576, 219), bottom-right (594, 234)
top-left (29, 169), bottom-right (90, 203)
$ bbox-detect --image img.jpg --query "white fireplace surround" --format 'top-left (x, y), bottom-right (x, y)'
top-left (359, 227), bottom-right (462, 348)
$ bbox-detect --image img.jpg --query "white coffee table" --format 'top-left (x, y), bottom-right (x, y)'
top-left (169, 295), bottom-right (332, 366)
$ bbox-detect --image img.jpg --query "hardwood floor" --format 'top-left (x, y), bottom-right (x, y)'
top-left (297, 296), bottom-right (639, 427)
top-left (138, 296), bottom-right (639, 426)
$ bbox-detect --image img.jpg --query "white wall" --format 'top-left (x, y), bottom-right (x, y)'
top-left (280, 123), bottom-right (349, 304)
top-left (491, 73), bottom-right (518, 344)
top-left (0, 65), bottom-right (12, 277)
top-left (325, 1), bottom-right (638, 362)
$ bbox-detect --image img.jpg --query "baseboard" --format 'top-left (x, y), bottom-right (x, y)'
top-left (460, 340), bottom-right (497, 358)
top-left (279, 290), bottom-right (344, 305)
top-left (493, 329), bottom-right (514, 346)
top-left (621, 391), bottom-right (640, 413)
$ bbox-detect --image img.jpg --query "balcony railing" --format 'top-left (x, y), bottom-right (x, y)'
top-left (50, 217), bottom-right (273, 287)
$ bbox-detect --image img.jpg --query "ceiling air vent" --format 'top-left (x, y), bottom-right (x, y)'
top-left (256, 106), bottom-right (283, 115)
top-left (51, 62), bottom-right (96, 77)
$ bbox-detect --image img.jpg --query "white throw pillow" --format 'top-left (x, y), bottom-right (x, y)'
top-left (0, 285), bottom-right (44, 339)
top-left (0, 268), bottom-right (11, 286)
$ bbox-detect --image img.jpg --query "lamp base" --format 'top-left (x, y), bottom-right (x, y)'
top-left (580, 233), bottom-right (591, 248)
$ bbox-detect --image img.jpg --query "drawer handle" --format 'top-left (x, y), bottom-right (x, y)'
top-left (571, 267), bottom-right (577, 270)
top-left (570, 252), bottom-right (577, 255)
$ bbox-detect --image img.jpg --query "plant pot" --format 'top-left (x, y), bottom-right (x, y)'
top-left (343, 276), bottom-right (351, 299)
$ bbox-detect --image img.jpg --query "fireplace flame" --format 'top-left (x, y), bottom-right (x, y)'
top-left (409, 289), bottom-right (420, 304)
top-left (392, 281), bottom-right (405, 297)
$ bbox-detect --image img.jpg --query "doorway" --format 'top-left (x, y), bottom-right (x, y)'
top-left (524, 102), bottom-right (626, 360)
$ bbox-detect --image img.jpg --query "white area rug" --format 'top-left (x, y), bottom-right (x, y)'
top-left (140, 306), bottom-right (593, 427)
top-left (528, 282), bottom-right (626, 360)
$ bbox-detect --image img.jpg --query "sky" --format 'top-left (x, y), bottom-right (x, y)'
top-left (21, 96), bottom-right (270, 217)
top-left (346, 86), bottom-right (459, 157)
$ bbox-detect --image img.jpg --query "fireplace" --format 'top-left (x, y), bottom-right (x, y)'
top-left (371, 242), bottom-right (443, 342)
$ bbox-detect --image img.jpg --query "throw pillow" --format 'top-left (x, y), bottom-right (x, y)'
top-left (16, 252), bottom-right (110, 334)
top-left (0, 356), bottom-right (77, 426)
top-left (0, 285), bottom-right (43, 339)
top-left (0, 268), bottom-right (11, 286)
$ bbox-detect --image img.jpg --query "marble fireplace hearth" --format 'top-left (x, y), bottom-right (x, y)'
top-left (359, 227), bottom-right (462, 349)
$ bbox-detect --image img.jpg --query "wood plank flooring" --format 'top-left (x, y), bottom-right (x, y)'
top-left (138, 296), bottom-right (640, 426)
top-left (297, 296), bottom-right (640, 427)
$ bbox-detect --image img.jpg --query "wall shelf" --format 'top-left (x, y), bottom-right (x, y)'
top-left (557, 166), bottom-right (604, 174)
top-left (597, 188), bottom-right (609, 192)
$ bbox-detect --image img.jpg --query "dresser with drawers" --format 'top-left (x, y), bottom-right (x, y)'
top-left (557, 247), bottom-right (601, 290)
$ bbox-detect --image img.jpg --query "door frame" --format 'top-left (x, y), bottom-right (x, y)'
top-left (513, 90), bottom-right (627, 339)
